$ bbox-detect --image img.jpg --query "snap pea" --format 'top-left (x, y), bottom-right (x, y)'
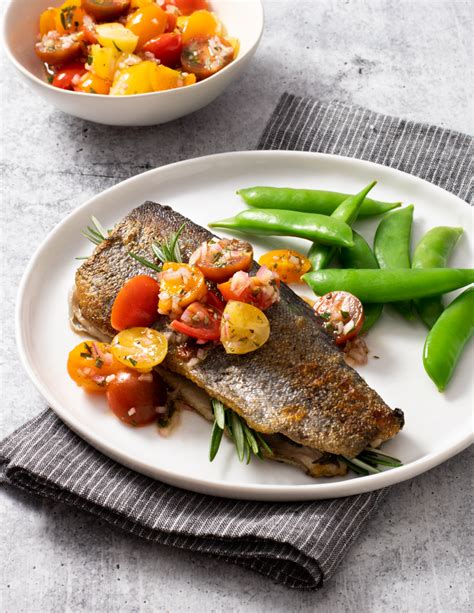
top-left (423, 287), bottom-right (474, 391)
top-left (308, 181), bottom-right (376, 270)
top-left (237, 186), bottom-right (401, 217)
top-left (373, 205), bottom-right (415, 319)
top-left (302, 268), bottom-right (474, 303)
top-left (412, 226), bottom-right (464, 328)
top-left (209, 209), bottom-right (354, 248)
top-left (340, 230), bottom-right (383, 333)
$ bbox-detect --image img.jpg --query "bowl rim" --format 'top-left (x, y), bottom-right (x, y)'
top-left (2, 0), bottom-right (264, 100)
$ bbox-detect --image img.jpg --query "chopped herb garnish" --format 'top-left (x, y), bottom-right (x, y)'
top-left (113, 41), bottom-right (123, 52)
top-left (83, 343), bottom-right (93, 355)
top-left (128, 357), bottom-right (137, 366)
top-left (95, 358), bottom-right (104, 369)
top-left (319, 312), bottom-right (331, 321)
top-left (60, 10), bottom-right (67, 30)
top-left (87, 55), bottom-right (93, 65)
top-left (341, 310), bottom-right (350, 319)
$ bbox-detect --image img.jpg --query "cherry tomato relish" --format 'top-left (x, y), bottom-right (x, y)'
top-left (35, 0), bottom-right (238, 95)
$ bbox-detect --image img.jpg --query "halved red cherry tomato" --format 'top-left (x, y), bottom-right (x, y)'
top-left (52, 62), bottom-right (87, 89)
top-left (165, 11), bottom-right (178, 32)
top-left (107, 370), bottom-right (167, 426)
top-left (81, 14), bottom-right (98, 44)
top-left (181, 35), bottom-right (233, 79)
top-left (313, 291), bottom-right (365, 345)
top-left (168, 0), bottom-right (208, 16)
top-left (170, 301), bottom-right (221, 341)
top-left (218, 267), bottom-right (280, 311)
top-left (67, 341), bottom-right (126, 393)
top-left (35, 32), bottom-right (83, 65)
top-left (142, 33), bottom-right (182, 67)
top-left (189, 238), bottom-right (253, 283)
top-left (82, 0), bottom-right (131, 21)
top-left (204, 290), bottom-right (226, 312)
top-left (111, 275), bottom-right (160, 331)
top-left (258, 249), bottom-right (311, 284)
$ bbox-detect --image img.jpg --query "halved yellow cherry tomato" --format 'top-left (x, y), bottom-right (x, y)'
top-left (89, 44), bottom-right (120, 80)
top-left (220, 301), bottom-right (270, 355)
top-left (111, 327), bottom-right (168, 372)
top-left (180, 10), bottom-right (220, 43)
top-left (158, 262), bottom-right (207, 315)
top-left (126, 4), bottom-right (168, 50)
top-left (150, 64), bottom-right (184, 91)
top-left (74, 72), bottom-right (112, 94)
top-left (110, 60), bottom-right (156, 95)
top-left (67, 341), bottom-right (126, 393)
top-left (258, 249), bottom-right (311, 284)
top-left (96, 22), bottom-right (139, 54)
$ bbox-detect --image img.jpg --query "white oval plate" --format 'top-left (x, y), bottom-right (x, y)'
top-left (16, 151), bottom-right (473, 501)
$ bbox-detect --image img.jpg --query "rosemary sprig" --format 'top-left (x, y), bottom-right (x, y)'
top-left (82, 216), bottom-right (109, 245)
top-left (128, 223), bottom-right (186, 272)
top-left (128, 252), bottom-right (162, 273)
top-left (151, 223), bottom-right (185, 264)
top-left (340, 448), bottom-right (402, 476)
top-left (209, 399), bottom-right (273, 463)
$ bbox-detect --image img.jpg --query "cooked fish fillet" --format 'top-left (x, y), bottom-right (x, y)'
top-left (73, 201), bottom-right (404, 459)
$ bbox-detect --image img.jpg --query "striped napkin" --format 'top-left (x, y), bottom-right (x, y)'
top-left (1, 95), bottom-right (471, 590)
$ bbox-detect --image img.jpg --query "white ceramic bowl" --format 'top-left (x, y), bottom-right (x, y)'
top-left (2, 0), bottom-right (264, 126)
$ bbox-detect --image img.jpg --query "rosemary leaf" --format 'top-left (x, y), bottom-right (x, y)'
top-left (209, 421), bottom-right (224, 462)
top-left (343, 456), bottom-right (380, 475)
top-left (212, 399), bottom-right (226, 430)
top-left (364, 448), bottom-right (402, 464)
top-left (91, 216), bottom-right (108, 241)
top-left (245, 439), bottom-right (251, 465)
top-left (128, 252), bottom-right (162, 273)
top-left (340, 457), bottom-right (368, 476)
top-left (231, 412), bottom-right (245, 462)
top-left (169, 223), bottom-right (185, 262)
top-left (242, 423), bottom-right (259, 455)
top-left (254, 431), bottom-right (273, 456)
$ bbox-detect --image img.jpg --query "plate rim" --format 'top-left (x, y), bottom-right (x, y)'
top-left (15, 150), bottom-right (474, 501)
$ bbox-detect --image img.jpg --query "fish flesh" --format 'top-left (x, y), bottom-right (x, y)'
top-left (71, 201), bottom-right (404, 473)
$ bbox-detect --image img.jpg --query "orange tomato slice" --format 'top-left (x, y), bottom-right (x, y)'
top-left (158, 262), bottom-right (207, 315)
top-left (126, 4), bottom-right (168, 49)
top-left (258, 249), bottom-right (311, 284)
top-left (67, 341), bottom-right (126, 393)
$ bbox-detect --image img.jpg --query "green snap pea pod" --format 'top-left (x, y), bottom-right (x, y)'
top-left (423, 287), bottom-right (474, 391)
top-left (340, 230), bottom-right (383, 333)
top-left (302, 268), bottom-right (474, 303)
top-left (237, 186), bottom-right (401, 217)
top-left (373, 205), bottom-right (415, 319)
top-left (412, 226), bottom-right (464, 328)
top-left (308, 181), bottom-right (376, 270)
top-left (209, 209), bottom-right (354, 248)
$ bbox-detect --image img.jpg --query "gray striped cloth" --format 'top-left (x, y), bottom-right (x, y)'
top-left (1, 95), bottom-right (472, 590)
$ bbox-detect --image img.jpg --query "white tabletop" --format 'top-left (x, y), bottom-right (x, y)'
top-left (1, 0), bottom-right (472, 611)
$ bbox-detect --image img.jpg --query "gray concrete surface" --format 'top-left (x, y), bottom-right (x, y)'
top-left (1, 0), bottom-right (472, 611)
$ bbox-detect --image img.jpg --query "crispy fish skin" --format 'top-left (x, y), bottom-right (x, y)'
top-left (74, 201), bottom-right (404, 458)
